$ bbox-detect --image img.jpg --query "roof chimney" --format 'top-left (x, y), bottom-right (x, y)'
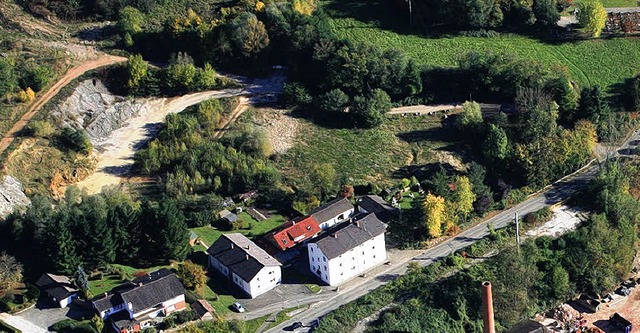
top-left (482, 281), bottom-right (495, 333)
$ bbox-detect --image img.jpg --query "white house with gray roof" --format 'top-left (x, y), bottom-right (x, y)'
top-left (91, 269), bottom-right (186, 332)
top-left (207, 233), bottom-right (282, 298)
top-left (310, 197), bottom-right (355, 230)
top-left (307, 213), bottom-right (387, 286)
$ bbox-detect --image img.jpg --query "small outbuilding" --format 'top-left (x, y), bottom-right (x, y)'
top-left (219, 209), bottom-right (238, 224)
top-left (191, 300), bottom-right (215, 321)
top-left (35, 273), bottom-right (79, 308)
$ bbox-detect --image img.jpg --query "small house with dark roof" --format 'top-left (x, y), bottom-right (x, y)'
top-left (309, 197), bottom-right (355, 230)
top-left (268, 216), bottom-right (321, 251)
top-left (207, 233), bottom-right (282, 298)
top-left (91, 269), bottom-right (186, 332)
top-left (191, 299), bottom-right (215, 320)
top-left (307, 213), bottom-right (387, 286)
top-left (35, 273), bottom-right (78, 308)
top-left (357, 195), bottom-right (399, 223)
top-left (219, 209), bottom-right (238, 224)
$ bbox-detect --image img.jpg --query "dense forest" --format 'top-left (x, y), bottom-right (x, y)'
top-left (0, 188), bottom-right (190, 279)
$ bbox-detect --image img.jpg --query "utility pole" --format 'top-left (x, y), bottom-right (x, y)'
top-left (406, 0), bottom-right (412, 27)
top-left (515, 212), bottom-right (520, 246)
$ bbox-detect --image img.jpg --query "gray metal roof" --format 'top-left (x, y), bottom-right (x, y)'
top-left (358, 195), bottom-right (399, 222)
top-left (310, 197), bottom-right (354, 224)
top-left (92, 269), bottom-right (184, 314)
top-left (310, 213), bottom-right (386, 260)
top-left (207, 233), bottom-right (281, 282)
top-left (35, 273), bottom-right (78, 301)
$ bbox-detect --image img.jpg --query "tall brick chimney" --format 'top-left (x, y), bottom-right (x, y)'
top-left (482, 281), bottom-right (495, 333)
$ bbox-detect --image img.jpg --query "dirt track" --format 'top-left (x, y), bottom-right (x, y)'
top-left (75, 89), bottom-right (246, 194)
top-left (0, 55), bottom-right (127, 156)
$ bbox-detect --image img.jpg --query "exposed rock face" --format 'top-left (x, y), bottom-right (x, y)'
top-left (0, 176), bottom-right (30, 219)
top-left (51, 79), bottom-right (150, 144)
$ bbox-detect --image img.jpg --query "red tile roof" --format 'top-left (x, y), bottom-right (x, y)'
top-left (270, 216), bottom-right (321, 251)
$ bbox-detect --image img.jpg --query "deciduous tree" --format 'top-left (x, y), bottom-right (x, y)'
top-left (177, 260), bottom-right (207, 290)
top-left (127, 54), bottom-right (148, 89)
top-left (0, 253), bottom-right (22, 296)
top-left (455, 101), bottom-right (483, 132)
top-left (578, 1), bottom-right (607, 37)
top-left (453, 176), bottom-right (475, 219)
top-left (423, 193), bottom-right (446, 238)
top-left (351, 89), bottom-right (391, 128)
top-left (230, 13), bottom-right (269, 58)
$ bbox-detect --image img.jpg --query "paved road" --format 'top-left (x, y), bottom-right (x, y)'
top-left (266, 131), bottom-right (640, 332)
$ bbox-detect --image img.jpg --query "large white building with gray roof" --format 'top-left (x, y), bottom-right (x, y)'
top-left (207, 233), bottom-right (282, 298)
top-left (307, 213), bottom-right (387, 286)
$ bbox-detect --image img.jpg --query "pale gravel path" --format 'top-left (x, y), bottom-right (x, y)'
top-left (0, 312), bottom-right (46, 333)
top-left (74, 88), bottom-right (244, 194)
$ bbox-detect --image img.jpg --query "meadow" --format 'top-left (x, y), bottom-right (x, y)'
top-left (325, 1), bottom-right (640, 91)
top-left (276, 113), bottom-right (459, 188)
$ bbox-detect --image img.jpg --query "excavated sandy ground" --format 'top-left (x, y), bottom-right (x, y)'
top-left (252, 108), bottom-right (300, 154)
top-left (74, 88), bottom-right (243, 194)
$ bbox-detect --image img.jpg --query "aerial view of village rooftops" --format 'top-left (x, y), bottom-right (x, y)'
top-left (1, 0), bottom-right (640, 332)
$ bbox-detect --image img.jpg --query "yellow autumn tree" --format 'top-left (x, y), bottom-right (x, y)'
top-left (256, 1), bottom-right (265, 12)
top-left (423, 193), bottom-right (446, 238)
top-left (17, 87), bottom-right (35, 103)
top-left (454, 176), bottom-right (476, 219)
top-left (292, 0), bottom-right (318, 15)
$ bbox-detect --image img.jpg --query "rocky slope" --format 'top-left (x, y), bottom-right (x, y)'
top-left (51, 79), bottom-right (150, 144)
top-left (0, 176), bottom-right (30, 219)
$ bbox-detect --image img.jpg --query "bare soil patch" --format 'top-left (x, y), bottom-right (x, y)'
top-left (251, 108), bottom-right (300, 154)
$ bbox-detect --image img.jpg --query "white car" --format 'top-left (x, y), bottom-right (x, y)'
top-left (232, 302), bottom-right (246, 313)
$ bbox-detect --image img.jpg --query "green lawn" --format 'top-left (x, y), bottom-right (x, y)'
top-left (277, 114), bottom-right (452, 188)
top-left (200, 279), bottom-right (237, 315)
top-left (573, 0), bottom-right (637, 7)
top-left (325, 1), bottom-right (640, 90)
top-left (190, 211), bottom-right (287, 247)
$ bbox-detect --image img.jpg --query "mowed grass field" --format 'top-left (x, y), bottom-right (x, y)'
top-left (325, 2), bottom-right (640, 90)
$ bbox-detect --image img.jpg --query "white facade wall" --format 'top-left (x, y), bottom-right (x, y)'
top-left (210, 254), bottom-right (281, 298)
top-left (208, 256), bottom-right (230, 277)
top-left (317, 208), bottom-right (355, 230)
top-left (231, 272), bottom-right (250, 295)
top-left (247, 266), bottom-right (282, 298)
top-left (131, 294), bottom-right (185, 319)
top-left (98, 302), bottom-right (128, 319)
top-left (308, 234), bottom-right (387, 286)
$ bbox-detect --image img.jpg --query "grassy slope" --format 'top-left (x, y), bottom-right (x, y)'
top-left (326, 2), bottom-right (640, 90)
top-left (276, 114), bottom-right (453, 187)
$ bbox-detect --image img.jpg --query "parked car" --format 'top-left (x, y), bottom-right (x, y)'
top-left (291, 322), bottom-right (303, 329)
top-left (616, 287), bottom-right (631, 296)
top-left (232, 302), bottom-right (246, 313)
top-left (622, 279), bottom-right (636, 288)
